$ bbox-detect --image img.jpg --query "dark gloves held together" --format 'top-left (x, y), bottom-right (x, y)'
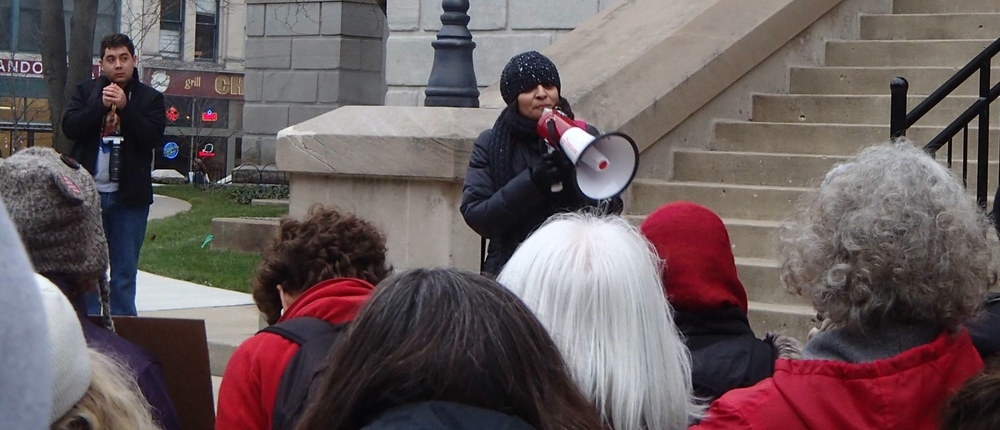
top-left (530, 149), bottom-right (575, 191)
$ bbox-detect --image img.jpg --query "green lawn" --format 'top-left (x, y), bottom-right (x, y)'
top-left (139, 185), bottom-right (287, 293)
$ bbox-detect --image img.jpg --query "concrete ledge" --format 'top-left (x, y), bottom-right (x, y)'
top-left (277, 106), bottom-right (499, 179)
top-left (251, 199), bottom-right (290, 209)
top-left (211, 218), bottom-right (280, 253)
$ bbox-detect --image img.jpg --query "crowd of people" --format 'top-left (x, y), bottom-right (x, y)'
top-left (3, 47), bottom-right (1000, 430)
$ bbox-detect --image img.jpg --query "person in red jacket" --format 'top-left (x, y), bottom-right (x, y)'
top-left (692, 141), bottom-right (993, 430)
top-left (216, 205), bottom-right (392, 430)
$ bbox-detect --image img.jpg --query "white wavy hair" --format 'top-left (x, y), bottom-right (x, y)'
top-left (780, 140), bottom-right (996, 333)
top-left (498, 213), bottom-right (699, 430)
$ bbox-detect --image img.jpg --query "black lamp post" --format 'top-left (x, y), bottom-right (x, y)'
top-left (424, 0), bottom-right (479, 107)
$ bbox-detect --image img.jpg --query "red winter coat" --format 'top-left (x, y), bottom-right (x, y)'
top-left (215, 278), bottom-right (375, 430)
top-left (690, 330), bottom-right (982, 430)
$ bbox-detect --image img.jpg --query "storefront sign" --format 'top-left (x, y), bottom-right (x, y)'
top-left (144, 69), bottom-right (244, 100)
top-left (163, 141), bottom-right (180, 159)
top-left (0, 60), bottom-right (44, 76)
top-left (201, 109), bottom-right (218, 122)
top-left (0, 59), bottom-right (101, 79)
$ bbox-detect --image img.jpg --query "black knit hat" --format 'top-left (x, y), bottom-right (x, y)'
top-left (500, 51), bottom-right (561, 105)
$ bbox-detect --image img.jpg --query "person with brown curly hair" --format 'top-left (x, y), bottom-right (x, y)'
top-left (216, 205), bottom-right (392, 430)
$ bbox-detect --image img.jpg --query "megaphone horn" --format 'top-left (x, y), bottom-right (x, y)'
top-left (537, 108), bottom-right (639, 200)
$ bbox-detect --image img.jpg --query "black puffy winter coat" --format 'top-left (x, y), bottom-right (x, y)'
top-left (461, 121), bottom-right (621, 276)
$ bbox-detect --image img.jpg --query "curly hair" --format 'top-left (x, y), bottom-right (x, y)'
top-left (252, 204), bottom-right (392, 325)
top-left (779, 140), bottom-right (995, 334)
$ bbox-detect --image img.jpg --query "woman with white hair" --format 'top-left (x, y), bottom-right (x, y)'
top-left (692, 141), bottom-right (992, 429)
top-left (498, 213), bottom-right (699, 430)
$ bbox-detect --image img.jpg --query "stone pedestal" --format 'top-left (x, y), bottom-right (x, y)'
top-left (277, 106), bottom-right (498, 271)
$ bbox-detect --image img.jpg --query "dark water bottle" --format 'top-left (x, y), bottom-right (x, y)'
top-left (106, 136), bottom-right (123, 182)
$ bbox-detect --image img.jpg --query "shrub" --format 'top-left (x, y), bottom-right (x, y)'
top-left (228, 185), bottom-right (290, 205)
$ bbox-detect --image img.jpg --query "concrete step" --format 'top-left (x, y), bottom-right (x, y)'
top-left (825, 39), bottom-right (996, 67)
top-left (728, 220), bottom-right (781, 260)
top-left (713, 121), bottom-right (1000, 157)
top-left (789, 67), bottom-right (1000, 96)
top-left (626, 213), bottom-right (780, 260)
top-left (861, 13), bottom-right (1000, 40)
top-left (894, 0), bottom-right (1000, 14)
top-left (751, 94), bottom-right (998, 125)
top-left (584, 222), bottom-right (814, 338)
top-left (629, 179), bottom-right (809, 221)
top-left (250, 199), bottom-right (290, 209)
top-left (624, 215), bottom-right (811, 322)
top-left (736, 258), bottom-right (816, 308)
top-left (673, 149), bottom-right (1000, 190)
top-left (748, 301), bottom-right (816, 341)
top-left (211, 217), bottom-right (280, 253)
top-left (673, 150), bottom-right (845, 187)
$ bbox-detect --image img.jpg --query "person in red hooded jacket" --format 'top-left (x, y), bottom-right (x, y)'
top-left (691, 141), bottom-right (992, 430)
top-left (216, 205), bottom-right (392, 430)
top-left (640, 201), bottom-right (800, 403)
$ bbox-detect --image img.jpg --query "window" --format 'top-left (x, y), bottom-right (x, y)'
top-left (30, 131), bottom-right (52, 149)
top-left (4, 0), bottom-right (117, 55)
top-left (164, 96), bottom-right (193, 128)
top-left (194, 0), bottom-right (218, 61)
top-left (0, 97), bottom-right (17, 123)
top-left (17, 2), bottom-right (41, 53)
top-left (160, 0), bottom-right (183, 59)
top-left (0, 97), bottom-right (50, 125)
top-left (92, 0), bottom-right (118, 56)
top-left (0, 0), bottom-right (11, 51)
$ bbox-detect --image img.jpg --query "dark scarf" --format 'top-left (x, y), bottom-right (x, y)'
top-left (674, 307), bottom-right (756, 350)
top-left (487, 97), bottom-right (575, 186)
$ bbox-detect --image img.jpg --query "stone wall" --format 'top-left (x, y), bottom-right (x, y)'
top-left (242, 0), bottom-right (387, 165)
top-left (384, 0), bottom-right (618, 106)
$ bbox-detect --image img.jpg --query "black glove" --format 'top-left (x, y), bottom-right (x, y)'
top-left (530, 150), bottom-right (574, 191)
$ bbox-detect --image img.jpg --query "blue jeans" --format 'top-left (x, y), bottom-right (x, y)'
top-left (86, 192), bottom-right (149, 316)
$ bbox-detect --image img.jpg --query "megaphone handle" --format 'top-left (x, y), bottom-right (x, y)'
top-left (543, 127), bottom-right (564, 193)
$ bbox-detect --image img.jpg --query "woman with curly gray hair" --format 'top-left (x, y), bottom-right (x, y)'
top-left (692, 140), bottom-right (992, 430)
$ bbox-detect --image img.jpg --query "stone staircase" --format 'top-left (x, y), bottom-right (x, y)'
top-left (629, 0), bottom-right (1000, 340)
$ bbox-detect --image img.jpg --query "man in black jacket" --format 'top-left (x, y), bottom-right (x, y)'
top-left (62, 33), bottom-right (165, 316)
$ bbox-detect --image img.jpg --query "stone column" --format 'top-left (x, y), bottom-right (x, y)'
top-left (242, 0), bottom-right (387, 166)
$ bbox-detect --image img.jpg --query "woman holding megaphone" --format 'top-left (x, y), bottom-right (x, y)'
top-left (461, 51), bottom-right (625, 276)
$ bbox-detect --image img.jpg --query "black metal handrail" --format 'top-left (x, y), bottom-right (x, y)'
top-left (890, 36), bottom-right (1000, 208)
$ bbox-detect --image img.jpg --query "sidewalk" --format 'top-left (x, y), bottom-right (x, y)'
top-left (136, 193), bottom-right (262, 406)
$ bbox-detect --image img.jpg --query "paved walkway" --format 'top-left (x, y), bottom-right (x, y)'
top-left (137, 192), bottom-right (262, 408)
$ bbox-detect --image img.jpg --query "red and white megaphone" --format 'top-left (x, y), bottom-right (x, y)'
top-left (537, 108), bottom-right (639, 200)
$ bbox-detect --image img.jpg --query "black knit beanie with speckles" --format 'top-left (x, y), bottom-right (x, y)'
top-left (500, 51), bottom-right (561, 105)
